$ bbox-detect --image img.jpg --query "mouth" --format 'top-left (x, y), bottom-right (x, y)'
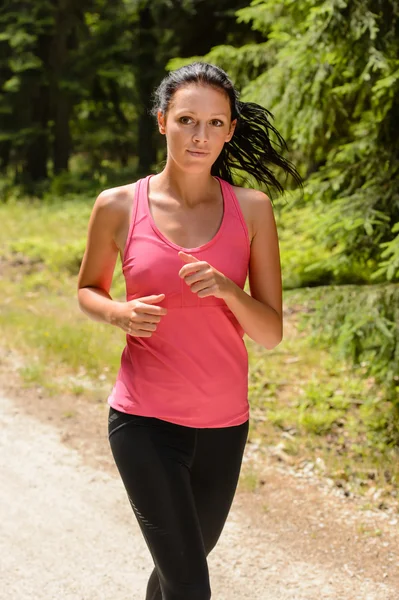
top-left (186, 150), bottom-right (210, 157)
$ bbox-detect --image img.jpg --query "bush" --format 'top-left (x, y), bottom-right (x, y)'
top-left (301, 284), bottom-right (399, 446)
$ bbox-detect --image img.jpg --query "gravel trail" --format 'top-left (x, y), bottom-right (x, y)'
top-left (1, 392), bottom-right (397, 600)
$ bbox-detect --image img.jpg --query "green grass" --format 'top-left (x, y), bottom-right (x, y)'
top-left (238, 468), bottom-right (261, 493)
top-left (1, 198), bottom-right (398, 510)
top-left (247, 325), bottom-right (399, 503)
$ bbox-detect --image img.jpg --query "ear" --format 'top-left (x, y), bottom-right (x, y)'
top-left (226, 119), bottom-right (237, 143)
top-left (158, 110), bottom-right (166, 135)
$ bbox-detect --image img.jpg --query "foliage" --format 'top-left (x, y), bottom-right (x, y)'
top-left (195, 0), bottom-right (399, 282)
top-left (374, 222), bottom-right (399, 281)
top-left (297, 284), bottom-right (399, 445)
top-left (0, 0), bottom-right (252, 187)
top-left (277, 201), bottom-right (374, 288)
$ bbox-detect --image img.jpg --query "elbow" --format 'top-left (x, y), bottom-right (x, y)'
top-left (77, 286), bottom-right (85, 308)
top-left (77, 286), bottom-right (92, 316)
top-left (259, 321), bottom-right (283, 350)
top-left (77, 275), bottom-right (86, 307)
top-left (264, 334), bottom-right (283, 350)
top-left (77, 291), bottom-right (87, 318)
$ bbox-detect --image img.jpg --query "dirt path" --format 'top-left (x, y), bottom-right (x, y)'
top-left (1, 385), bottom-right (399, 600)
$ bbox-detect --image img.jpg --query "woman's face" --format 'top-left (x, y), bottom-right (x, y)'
top-left (157, 84), bottom-right (236, 173)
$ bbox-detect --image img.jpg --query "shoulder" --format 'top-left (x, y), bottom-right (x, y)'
top-left (86, 182), bottom-right (139, 254)
top-left (94, 182), bottom-right (137, 216)
top-left (89, 182), bottom-right (138, 237)
top-left (232, 185), bottom-right (271, 209)
top-left (230, 185), bottom-right (274, 241)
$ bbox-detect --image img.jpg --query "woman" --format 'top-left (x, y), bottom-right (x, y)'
top-left (77, 62), bottom-right (301, 600)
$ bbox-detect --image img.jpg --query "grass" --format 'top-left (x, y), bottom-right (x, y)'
top-left (238, 469), bottom-right (261, 493)
top-left (246, 325), bottom-right (399, 505)
top-left (1, 198), bottom-right (398, 511)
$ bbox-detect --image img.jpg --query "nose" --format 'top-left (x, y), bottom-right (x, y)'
top-left (193, 123), bottom-right (208, 144)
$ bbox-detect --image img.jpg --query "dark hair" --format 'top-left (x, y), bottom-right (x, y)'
top-left (152, 62), bottom-right (303, 196)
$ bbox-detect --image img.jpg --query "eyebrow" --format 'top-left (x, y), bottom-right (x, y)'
top-left (175, 110), bottom-right (228, 117)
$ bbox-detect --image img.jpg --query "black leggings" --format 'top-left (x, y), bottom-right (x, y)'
top-left (108, 407), bottom-right (249, 600)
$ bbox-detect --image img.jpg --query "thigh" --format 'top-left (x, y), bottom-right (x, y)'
top-left (108, 410), bottom-right (210, 598)
top-left (190, 420), bottom-right (249, 554)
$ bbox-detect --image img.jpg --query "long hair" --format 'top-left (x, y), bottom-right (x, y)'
top-left (152, 62), bottom-right (303, 196)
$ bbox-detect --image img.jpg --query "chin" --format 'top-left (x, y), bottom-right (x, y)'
top-left (178, 158), bottom-right (212, 173)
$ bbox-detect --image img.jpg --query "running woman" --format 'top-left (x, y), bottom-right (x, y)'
top-left (77, 62), bottom-right (301, 600)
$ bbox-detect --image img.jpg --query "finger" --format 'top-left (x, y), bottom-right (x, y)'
top-left (138, 313), bottom-right (162, 324)
top-left (135, 321), bottom-right (157, 332)
top-left (183, 271), bottom-right (208, 286)
top-left (129, 322), bottom-right (156, 333)
top-left (136, 303), bottom-right (168, 316)
top-left (178, 251), bottom-right (200, 263)
top-left (133, 315), bottom-right (160, 327)
top-left (138, 294), bottom-right (165, 304)
top-left (128, 329), bottom-right (152, 338)
top-left (178, 263), bottom-right (206, 278)
top-left (191, 280), bottom-right (214, 295)
top-left (197, 285), bottom-right (217, 298)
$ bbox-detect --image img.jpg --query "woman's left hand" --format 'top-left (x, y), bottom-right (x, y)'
top-left (178, 251), bottom-right (234, 300)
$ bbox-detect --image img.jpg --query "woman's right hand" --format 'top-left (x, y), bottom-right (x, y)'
top-left (112, 294), bottom-right (168, 338)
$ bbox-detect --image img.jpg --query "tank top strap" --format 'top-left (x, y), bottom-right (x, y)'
top-left (213, 177), bottom-right (233, 217)
top-left (122, 176), bottom-right (146, 264)
top-left (215, 177), bottom-right (250, 252)
top-left (134, 175), bottom-right (149, 221)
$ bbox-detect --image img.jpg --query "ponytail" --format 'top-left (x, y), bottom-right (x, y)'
top-left (212, 100), bottom-right (302, 195)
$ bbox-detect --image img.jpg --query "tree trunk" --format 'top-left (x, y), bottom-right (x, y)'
top-left (53, 92), bottom-right (71, 174)
top-left (24, 77), bottom-right (50, 182)
top-left (0, 141), bottom-right (11, 169)
top-left (136, 6), bottom-right (158, 174)
top-left (50, 0), bottom-right (75, 174)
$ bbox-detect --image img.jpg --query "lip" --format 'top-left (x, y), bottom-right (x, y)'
top-left (186, 150), bottom-right (210, 157)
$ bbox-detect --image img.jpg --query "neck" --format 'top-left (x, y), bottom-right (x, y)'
top-left (153, 162), bottom-right (218, 207)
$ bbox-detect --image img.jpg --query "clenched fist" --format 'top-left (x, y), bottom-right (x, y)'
top-left (178, 251), bottom-right (233, 300)
top-left (112, 294), bottom-right (168, 338)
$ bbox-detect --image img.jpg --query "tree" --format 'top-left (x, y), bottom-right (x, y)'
top-left (0, 0), bottom-right (96, 183)
top-left (0, 0), bottom-right (253, 184)
top-left (196, 0), bottom-right (399, 283)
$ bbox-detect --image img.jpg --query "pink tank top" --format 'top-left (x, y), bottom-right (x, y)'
top-left (107, 175), bottom-right (250, 428)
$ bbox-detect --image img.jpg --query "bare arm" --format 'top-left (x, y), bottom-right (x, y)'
top-left (77, 186), bottom-right (167, 336)
top-left (178, 189), bottom-right (283, 350)
top-left (223, 191), bottom-right (283, 349)
top-left (77, 189), bottom-right (125, 325)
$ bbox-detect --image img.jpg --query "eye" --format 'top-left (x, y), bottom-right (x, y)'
top-left (179, 116), bottom-right (193, 125)
top-left (210, 119), bottom-right (224, 127)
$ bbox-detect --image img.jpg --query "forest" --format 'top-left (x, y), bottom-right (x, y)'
top-left (1, 0), bottom-right (399, 501)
